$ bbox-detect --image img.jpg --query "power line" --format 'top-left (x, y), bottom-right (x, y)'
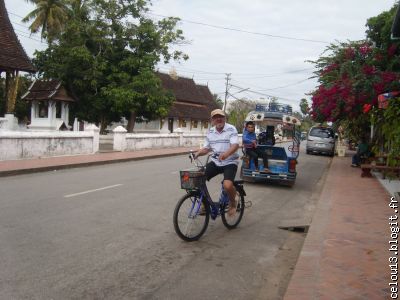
top-left (159, 65), bottom-right (314, 78)
top-left (226, 82), bottom-right (300, 103)
top-left (10, 20), bottom-right (31, 30)
top-left (8, 11), bottom-right (25, 19)
top-left (8, 11), bottom-right (48, 45)
top-left (255, 78), bottom-right (312, 91)
top-left (156, 67), bottom-right (225, 80)
top-left (14, 29), bottom-right (45, 44)
top-left (237, 89), bottom-right (298, 103)
top-left (147, 12), bottom-right (330, 44)
top-left (233, 68), bottom-right (315, 79)
top-left (158, 66), bottom-right (226, 75)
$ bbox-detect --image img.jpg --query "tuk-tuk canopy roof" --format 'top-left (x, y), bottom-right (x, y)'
top-left (245, 111), bottom-right (301, 126)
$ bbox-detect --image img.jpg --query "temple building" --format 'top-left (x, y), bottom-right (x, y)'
top-left (21, 80), bottom-right (76, 131)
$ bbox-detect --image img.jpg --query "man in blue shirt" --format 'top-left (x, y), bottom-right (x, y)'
top-left (243, 121), bottom-right (270, 172)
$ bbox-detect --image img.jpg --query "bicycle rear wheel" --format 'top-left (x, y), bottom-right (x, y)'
top-left (173, 192), bottom-right (210, 241)
top-left (221, 192), bottom-right (245, 229)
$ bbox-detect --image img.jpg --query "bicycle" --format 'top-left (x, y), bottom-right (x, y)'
top-left (173, 151), bottom-right (247, 242)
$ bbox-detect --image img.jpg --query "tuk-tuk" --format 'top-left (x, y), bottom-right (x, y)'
top-left (240, 103), bottom-right (301, 186)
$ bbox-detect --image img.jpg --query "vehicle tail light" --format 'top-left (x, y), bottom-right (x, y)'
top-left (289, 159), bottom-right (297, 172)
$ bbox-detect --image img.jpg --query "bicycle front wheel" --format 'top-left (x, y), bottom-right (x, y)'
top-left (173, 192), bottom-right (210, 242)
top-left (221, 191), bottom-right (245, 229)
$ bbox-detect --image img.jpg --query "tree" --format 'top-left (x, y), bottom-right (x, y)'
top-left (227, 99), bottom-right (256, 133)
top-left (33, 0), bottom-right (188, 133)
top-left (0, 75), bottom-right (34, 122)
top-left (310, 3), bottom-right (400, 161)
top-left (22, 0), bottom-right (69, 43)
top-left (213, 93), bottom-right (223, 108)
top-left (299, 98), bottom-right (309, 116)
top-left (310, 39), bottom-right (400, 132)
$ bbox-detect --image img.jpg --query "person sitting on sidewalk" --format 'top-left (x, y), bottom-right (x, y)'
top-left (351, 138), bottom-right (370, 167)
top-left (242, 121), bottom-right (270, 172)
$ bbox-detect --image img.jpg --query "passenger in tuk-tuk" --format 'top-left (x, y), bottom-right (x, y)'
top-left (258, 126), bottom-right (276, 146)
top-left (243, 121), bottom-right (270, 172)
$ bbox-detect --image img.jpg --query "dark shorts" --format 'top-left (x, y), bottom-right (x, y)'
top-left (205, 161), bottom-right (238, 182)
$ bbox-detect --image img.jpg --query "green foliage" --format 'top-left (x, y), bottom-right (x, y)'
top-left (227, 99), bottom-right (256, 133)
top-left (299, 98), bottom-right (309, 116)
top-left (339, 116), bottom-right (370, 143)
top-left (366, 6), bottom-right (398, 49)
top-left (380, 98), bottom-right (400, 165)
top-left (309, 4), bottom-right (400, 142)
top-left (0, 76), bottom-right (34, 121)
top-left (32, 0), bottom-right (188, 130)
top-left (213, 94), bottom-right (223, 109)
top-left (22, 0), bottom-right (69, 43)
top-left (14, 76), bottom-right (34, 121)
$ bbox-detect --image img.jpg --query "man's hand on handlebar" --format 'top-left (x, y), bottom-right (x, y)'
top-left (218, 153), bottom-right (228, 161)
top-left (193, 148), bottom-right (210, 159)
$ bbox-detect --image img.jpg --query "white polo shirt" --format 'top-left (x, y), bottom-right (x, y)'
top-left (204, 123), bottom-right (239, 166)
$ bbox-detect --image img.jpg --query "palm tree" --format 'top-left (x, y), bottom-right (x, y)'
top-left (22, 0), bottom-right (69, 43)
top-left (68, 0), bottom-right (89, 21)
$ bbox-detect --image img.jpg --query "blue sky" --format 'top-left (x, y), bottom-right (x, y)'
top-left (5, 0), bottom-right (398, 110)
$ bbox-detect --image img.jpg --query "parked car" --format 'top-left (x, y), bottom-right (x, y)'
top-left (306, 126), bottom-right (335, 156)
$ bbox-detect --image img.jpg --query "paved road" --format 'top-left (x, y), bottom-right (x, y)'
top-left (0, 146), bottom-right (331, 299)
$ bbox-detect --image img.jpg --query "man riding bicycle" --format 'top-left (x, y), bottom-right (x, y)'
top-left (194, 109), bottom-right (240, 217)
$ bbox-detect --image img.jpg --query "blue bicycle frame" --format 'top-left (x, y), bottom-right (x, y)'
top-left (188, 182), bottom-right (229, 220)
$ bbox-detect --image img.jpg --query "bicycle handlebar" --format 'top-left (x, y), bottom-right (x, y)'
top-left (188, 150), bottom-right (219, 169)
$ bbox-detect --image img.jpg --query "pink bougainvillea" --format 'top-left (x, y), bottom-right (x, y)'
top-left (388, 44), bottom-right (397, 57)
top-left (310, 42), bottom-right (400, 122)
top-left (359, 44), bottom-right (372, 57)
top-left (363, 104), bottom-right (372, 113)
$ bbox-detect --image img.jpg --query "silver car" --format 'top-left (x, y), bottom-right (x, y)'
top-left (306, 126), bottom-right (335, 156)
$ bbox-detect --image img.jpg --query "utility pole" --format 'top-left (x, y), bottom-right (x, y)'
top-left (223, 73), bottom-right (231, 113)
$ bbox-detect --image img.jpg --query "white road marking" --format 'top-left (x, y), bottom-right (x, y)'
top-left (64, 184), bottom-right (123, 198)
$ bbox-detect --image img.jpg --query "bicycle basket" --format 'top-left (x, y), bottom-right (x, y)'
top-left (180, 170), bottom-right (206, 190)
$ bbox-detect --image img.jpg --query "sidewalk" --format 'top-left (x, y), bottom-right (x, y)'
top-left (284, 153), bottom-right (396, 299)
top-left (0, 147), bottom-right (193, 177)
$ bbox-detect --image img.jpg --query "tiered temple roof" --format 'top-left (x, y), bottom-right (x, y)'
top-left (157, 72), bottom-right (219, 120)
top-left (0, 0), bottom-right (36, 73)
top-left (22, 80), bottom-right (75, 102)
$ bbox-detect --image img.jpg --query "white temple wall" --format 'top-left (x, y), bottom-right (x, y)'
top-left (0, 127), bottom-right (99, 161)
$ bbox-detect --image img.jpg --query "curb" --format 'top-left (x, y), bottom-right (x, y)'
top-left (0, 151), bottom-right (187, 177)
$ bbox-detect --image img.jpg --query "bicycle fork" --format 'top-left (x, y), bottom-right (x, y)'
top-left (187, 194), bottom-right (203, 218)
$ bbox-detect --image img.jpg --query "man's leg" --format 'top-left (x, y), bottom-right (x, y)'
top-left (205, 161), bottom-right (221, 181)
top-left (223, 164), bottom-right (238, 216)
top-left (199, 162), bottom-right (222, 214)
top-left (246, 149), bottom-right (259, 170)
top-left (256, 148), bottom-right (270, 172)
top-left (352, 154), bottom-right (360, 166)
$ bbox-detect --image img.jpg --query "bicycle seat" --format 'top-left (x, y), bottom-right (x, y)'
top-left (234, 180), bottom-right (244, 185)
